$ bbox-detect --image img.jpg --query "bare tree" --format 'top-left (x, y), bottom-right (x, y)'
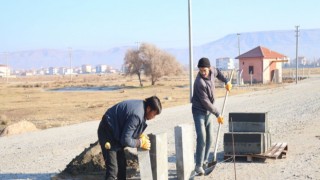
top-left (124, 49), bottom-right (144, 87)
top-left (140, 43), bottom-right (183, 85)
top-left (124, 43), bottom-right (183, 86)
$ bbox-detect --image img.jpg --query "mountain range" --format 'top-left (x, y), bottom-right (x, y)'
top-left (4, 28), bottom-right (320, 70)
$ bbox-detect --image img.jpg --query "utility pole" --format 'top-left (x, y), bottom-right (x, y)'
top-left (5, 52), bottom-right (8, 83)
top-left (237, 33), bottom-right (241, 56)
top-left (2, 52), bottom-right (9, 83)
top-left (237, 33), bottom-right (241, 85)
top-left (135, 41), bottom-right (140, 50)
top-left (188, 0), bottom-right (194, 102)
top-left (295, 26), bottom-right (299, 84)
top-left (68, 47), bottom-right (72, 82)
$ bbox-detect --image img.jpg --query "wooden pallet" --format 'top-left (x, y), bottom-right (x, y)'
top-left (224, 142), bottom-right (288, 162)
top-left (254, 142), bottom-right (288, 159)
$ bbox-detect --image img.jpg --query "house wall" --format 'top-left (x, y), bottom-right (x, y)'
top-left (0, 65), bottom-right (10, 77)
top-left (239, 58), bottom-right (263, 83)
top-left (263, 60), bottom-right (272, 83)
top-left (263, 59), bottom-right (283, 83)
top-left (276, 61), bottom-right (283, 83)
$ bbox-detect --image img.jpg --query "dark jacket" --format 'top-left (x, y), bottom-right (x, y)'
top-left (100, 100), bottom-right (147, 149)
top-left (192, 67), bottom-right (228, 117)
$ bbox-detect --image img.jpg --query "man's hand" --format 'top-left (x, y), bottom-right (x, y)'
top-left (217, 116), bottom-right (224, 124)
top-left (225, 82), bottom-right (232, 91)
top-left (139, 134), bottom-right (151, 150)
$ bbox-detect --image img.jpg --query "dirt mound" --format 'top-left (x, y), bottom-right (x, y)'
top-left (54, 141), bottom-right (139, 179)
top-left (0, 120), bottom-right (38, 137)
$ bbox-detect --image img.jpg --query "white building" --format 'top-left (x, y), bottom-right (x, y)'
top-left (216, 57), bottom-right (235, 70)
top-left (0, 65), bottom-right (10, 77)
top-left (65, 68), bottom-right (73, 75)
top-left (297, 56), bottom-right (307, 66)
top-left (96, 64), bottom-right (107, 73)
top-left (49, 67), bottom-right (59, 75)
top-left (37, 69), bottom-right (46, 75)
top-left (109, 69), bottom-right (117, 73)
top-left (59, 67), bottom-right (67, 75)
top-left (81, 64), bottom-right (92, 74)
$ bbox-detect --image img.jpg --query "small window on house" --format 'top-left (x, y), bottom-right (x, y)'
top-left (249, 66), bottom-right (254, 74)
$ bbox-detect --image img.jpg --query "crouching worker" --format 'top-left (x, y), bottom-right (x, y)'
top-left (97, 96), bottom-right (162, 180)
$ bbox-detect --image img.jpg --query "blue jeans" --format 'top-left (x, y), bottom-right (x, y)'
top-left (193, 112), bottom-right (214, 167)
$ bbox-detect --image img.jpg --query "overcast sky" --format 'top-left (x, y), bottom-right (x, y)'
top-left (0, 0), bottom-right (319, 52)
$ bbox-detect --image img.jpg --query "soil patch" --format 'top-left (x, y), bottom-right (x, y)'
top-left (54, 141), bottom-right (139, 179)
top-left (0, 120), bottom-right (38, 137)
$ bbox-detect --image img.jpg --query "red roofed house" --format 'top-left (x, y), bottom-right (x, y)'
top-left (235, 46), bottom-right (288, 84)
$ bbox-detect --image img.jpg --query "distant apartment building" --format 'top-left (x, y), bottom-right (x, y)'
top-left (81, 64), bottom-right (92, 74)
top-left (96, 64), bottom-right (107, 73)
top-left (21, 71), bottom-right (34, 76)
top-left (109, 69), bottom-right (117, 73)
top-left (284, 57), bottom-right (291, 66)
top-left (49, 67), bottom-right (59, 75)
top-left (58, 67), bottom-right (65, 75)
top-left (216, 57), bottom-right (235, 70)
top-left (37, 69), bottom-right (46, 75)
top-left (65, 68), bottom-right (73, 75)
top-left (104, 65), bottom-right (117, 73)
top-left (73, 67), bottom-right (82, 74)
top-left (296, 56), bottom-right (308, 66)
top-left (0, 65), bottom-right (10, 77)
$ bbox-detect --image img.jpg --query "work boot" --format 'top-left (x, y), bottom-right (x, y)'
top-left (203, 161), bottom-right (209, 169)
top-left (195, 166), bottom-right (205, 175)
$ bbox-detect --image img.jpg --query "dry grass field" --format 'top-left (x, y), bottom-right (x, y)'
top-left (1, 67), bottom-right (319, 132)
top-left (282, 66), bottom-right (320, 77)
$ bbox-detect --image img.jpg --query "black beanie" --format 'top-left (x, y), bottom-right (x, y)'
top-left (197, 57), bottom-right (211, 68)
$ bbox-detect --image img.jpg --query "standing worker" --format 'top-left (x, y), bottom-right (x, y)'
top-left (192, 57), bottom-right (232, 175)
top-left (97, 96), bottom-right (162, 180)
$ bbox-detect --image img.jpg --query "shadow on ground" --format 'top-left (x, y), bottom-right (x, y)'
top-left (0, 173), bottom-right (56, 179)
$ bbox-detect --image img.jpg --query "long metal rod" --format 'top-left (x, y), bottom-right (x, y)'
top-left (213, 69), bottom-right (235, 162)
top-left (188, 0), bottom-right (194, 102)
top-left (230, 117), bottom-right (237, 180)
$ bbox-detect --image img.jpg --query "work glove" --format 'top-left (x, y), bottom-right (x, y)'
top-left (225, 82), bottom-right (232, 91)
top-left (217, 116), bottom-right (224, 124)
top-left (104, 142), bottom-right (111, 150)
top-left (140, 133), bottom-right (149, 140)
top-left (139, 134), bottom-right (151, 150)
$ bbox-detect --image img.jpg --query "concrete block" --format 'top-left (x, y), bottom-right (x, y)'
top-left (229, 112), bottom-right (269, 132)
top-left (149, 133), bottom-right (168, 180)
top-left (137, 148), bottom-right (153, 180)
top-left (174, 124), bottom-right (194, 180)
top-left (223, 132), bottom-right (272, 154)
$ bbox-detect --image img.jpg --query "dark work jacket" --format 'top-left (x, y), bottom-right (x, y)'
top-left (101, 100), bottom-right (147, 149)
top-left (192, 67), bottom-right (228, 117)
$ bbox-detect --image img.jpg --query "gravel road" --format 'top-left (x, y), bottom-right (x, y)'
top-left (1, 75), bottom-right (319, 180)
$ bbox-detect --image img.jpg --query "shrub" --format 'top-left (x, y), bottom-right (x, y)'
top-left (0, 115), bottom-right (9, 125)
